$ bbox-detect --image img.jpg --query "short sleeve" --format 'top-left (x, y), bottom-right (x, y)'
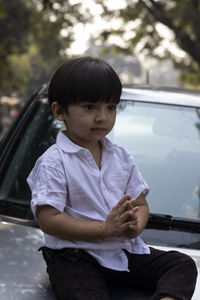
top-left (125, 155), bottom-right (149, 199)
top-left (27, 163), bottom-right (67, 219)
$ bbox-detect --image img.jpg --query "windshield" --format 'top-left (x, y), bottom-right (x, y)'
top-left (108, 101), bottom-right (200, 221)
top-left (0, 98), bottom-right (200, 222)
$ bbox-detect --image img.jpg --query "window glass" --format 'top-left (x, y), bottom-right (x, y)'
top-left (0, 98), bottom-right (62, 210)
top-left (109, 101), bottom-right (200, 220)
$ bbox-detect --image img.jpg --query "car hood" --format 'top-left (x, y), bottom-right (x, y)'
top-left (0, 219), bottom-right (199, 300)
top-left (0, 219), bottom-right (56, 300)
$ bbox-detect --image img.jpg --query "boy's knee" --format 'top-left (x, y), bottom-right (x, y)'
top-left (184, 253), bottom-right (198, 277)
top-left (178, 251), bottom-right (196, 266)
top-left (172, 250), bottom-right (198, 279)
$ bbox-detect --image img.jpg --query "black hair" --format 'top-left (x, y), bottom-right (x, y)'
top-left (48, 56), bottom-right (122, 110)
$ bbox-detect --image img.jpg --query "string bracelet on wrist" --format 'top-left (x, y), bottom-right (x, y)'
top-left (99, 222), bottom-right (105, 241)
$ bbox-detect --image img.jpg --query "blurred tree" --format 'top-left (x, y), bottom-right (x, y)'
top-left (0, 0), bottom-right (31, 94)
top-left (0, 0), bottom-right (91, 97)
top-left (98, 0), bottom-right (200, 87)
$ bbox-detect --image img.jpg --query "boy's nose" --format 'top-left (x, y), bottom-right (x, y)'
top-left (95, 109), bottom-right (107, 122)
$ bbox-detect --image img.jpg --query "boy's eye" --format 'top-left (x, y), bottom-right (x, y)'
top-left (108, 105), bottom-right (117, 111)
top-left (84, 104), bottom-right (95, 110)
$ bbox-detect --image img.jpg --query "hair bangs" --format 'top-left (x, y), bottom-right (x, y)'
top-left (48, 56), bottom-right (122, 110)
top-left (72, 61), bottom-right (121, 104)
top-left (75, 73), bottom-right (120, 104)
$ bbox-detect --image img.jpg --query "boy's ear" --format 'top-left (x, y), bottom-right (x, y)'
top-left (51, 102), bottom-right (65, 121)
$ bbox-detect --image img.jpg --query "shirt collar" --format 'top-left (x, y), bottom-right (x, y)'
top-left (101, 136), bottom-right (115, 153)
top-left (56, 131), bottom-right (114, 154)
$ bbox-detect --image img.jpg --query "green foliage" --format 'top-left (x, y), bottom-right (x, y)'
top-left (98, 0), bottom-right (200, 87)
top-left (0, 0), bottom-right (31, 57)
top-left (0, 0), bottom-right (91, 97)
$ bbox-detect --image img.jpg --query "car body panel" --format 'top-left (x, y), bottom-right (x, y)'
top-left (0, 217), bottom-right (199, 299)
top-left (0, 218), bottom-right (55, 300)
top-left (122, 86), bottom-right (200, 107)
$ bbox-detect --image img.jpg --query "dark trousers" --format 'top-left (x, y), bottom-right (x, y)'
top-left (40, 246), bottom-right (197, 300)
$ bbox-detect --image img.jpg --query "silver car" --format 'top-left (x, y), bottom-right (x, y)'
top-left (0, 85), bottom-right (200, 299)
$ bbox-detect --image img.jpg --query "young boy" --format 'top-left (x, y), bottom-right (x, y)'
top-left (27, 56), bottom-right (197, 300)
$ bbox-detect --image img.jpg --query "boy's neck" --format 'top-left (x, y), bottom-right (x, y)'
top-left (89, 142), bottom-right (102, 169)
top-left (63, 131), bottom-right (102, 167)
top-left (64, 130), bottom-right (101, 150)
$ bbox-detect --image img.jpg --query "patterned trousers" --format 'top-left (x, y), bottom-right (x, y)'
top-left (39, 246), bottom-right (197, 300)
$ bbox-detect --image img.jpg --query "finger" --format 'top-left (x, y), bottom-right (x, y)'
top-left (116, 199), bottom-right (134, 217)
top-left (116, 194), bottom-right (132, 209)
top-left (125, 200), bottom-right (134, 210)
top-left (116, 209), bottom-right (131, 225)
top-left (118, 206), bottom-right (139, 221)
top-left (129, 198), bottom-right (137, 207)
top-left (131, 206), bottom-right (139, 214)
top-left (117, 202), bottom-right (139, 221)
top-left (129, 211), bottom-right (138, 221)
top-left (129, 222), bottom-right (139, 230)
top-left (118, 209), bottom-right (138, 225)
top-left (119, 219), bottom-right (139, 233)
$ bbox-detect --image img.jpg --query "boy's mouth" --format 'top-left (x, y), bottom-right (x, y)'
top-left (91, 128), bottom-right (107, 132)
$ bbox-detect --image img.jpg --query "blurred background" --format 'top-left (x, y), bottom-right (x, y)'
top-left (1, 0), bottom-right (200, 139)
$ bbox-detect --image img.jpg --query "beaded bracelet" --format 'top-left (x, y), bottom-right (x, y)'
top-left (99, 222), bottom-right (104, 240)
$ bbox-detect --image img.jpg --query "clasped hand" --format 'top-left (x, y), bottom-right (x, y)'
top-left (105, 194), bottom-right (140, 239)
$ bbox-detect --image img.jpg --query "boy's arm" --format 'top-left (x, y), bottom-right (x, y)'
top-left (37, 205), bottom-right (103, 241)
top-left (36, 194), bottom-right (138, 241)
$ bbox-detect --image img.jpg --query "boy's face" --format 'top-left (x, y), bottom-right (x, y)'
top-left (52, 101), bottom-right (117, 148)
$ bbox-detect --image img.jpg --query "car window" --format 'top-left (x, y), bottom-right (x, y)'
top-left (109, 101), bottom-right (200, 220)
top-left (0, 98), bottom-right (63, 215)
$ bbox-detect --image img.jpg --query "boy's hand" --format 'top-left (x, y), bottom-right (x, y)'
top-left (124, 208), bottom-right (141, 238)
top-left (124, 193), bottom-right (149, 239)
top-left (105, 193), bottom-right (149, 239)
top-left (105, 195), bottom-right (139, 238)
top-left (123, 198), bottom-right (141, 238)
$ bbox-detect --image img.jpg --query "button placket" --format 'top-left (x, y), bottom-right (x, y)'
top-left (84, 150), bottom-right (101, 171)
top-left (99, 171), bottom-right (112, 211)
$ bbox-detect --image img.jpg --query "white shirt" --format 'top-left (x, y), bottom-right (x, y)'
top-left (27, 131), bottom-right (150, 271)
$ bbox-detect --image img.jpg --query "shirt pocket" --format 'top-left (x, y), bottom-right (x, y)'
top-left (109, 170), bottom-right (130, 193)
